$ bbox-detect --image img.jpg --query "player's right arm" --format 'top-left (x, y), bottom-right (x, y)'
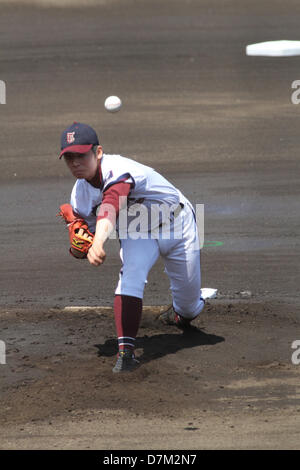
top-left (87, 219), bottom-right (112, 266)
top-left (87, 182), bottom-right (131, 266)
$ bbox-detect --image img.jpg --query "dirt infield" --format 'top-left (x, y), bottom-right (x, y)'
top-left (0, 300), bottom-right (299, 449)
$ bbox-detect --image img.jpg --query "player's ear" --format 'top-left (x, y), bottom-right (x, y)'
top-left (96, 146), bottom-right (103, 161)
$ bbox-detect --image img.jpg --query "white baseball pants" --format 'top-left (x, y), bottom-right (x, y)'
top-left (115, 201), bottom-right (205, 319)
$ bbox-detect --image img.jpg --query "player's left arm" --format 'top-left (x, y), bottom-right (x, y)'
top-left (87, 182), bottom-right (131, 266)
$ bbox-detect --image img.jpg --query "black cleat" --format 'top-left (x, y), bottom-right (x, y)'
top-left (159, 305), bottom-right (193, 329)
top-left (112, 350), bottom-right (140, 373)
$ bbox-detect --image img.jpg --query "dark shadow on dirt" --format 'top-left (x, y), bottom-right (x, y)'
top-left (95, 326), bottom-right (224, 365)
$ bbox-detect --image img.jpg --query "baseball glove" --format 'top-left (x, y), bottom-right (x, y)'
top-left (57, 203), bottom-right (94, 259)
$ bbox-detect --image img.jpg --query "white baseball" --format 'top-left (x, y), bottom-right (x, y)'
top-left (104, 95), bottom-right (122, 113)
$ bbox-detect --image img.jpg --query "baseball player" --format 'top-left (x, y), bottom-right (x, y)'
top-left (58, 122), bottom-right (217, 373)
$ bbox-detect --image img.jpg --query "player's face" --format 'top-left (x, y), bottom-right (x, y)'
top-left (64, 150), bottom-right (100, 180)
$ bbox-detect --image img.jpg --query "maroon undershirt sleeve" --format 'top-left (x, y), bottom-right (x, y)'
top-left (96, 181), bottom-right (131, 224)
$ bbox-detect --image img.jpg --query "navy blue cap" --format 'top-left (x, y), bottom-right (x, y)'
top-left (59, 122), bottom-right (99, 158)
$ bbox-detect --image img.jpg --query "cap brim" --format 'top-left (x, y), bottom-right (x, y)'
top-left (59, 144), bottom-right (93, 159)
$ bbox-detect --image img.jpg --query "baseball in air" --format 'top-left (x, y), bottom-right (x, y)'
top-left (104, 96), bottom-right (122, 113)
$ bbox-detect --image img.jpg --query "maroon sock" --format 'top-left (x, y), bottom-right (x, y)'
top-left (114, 294), bottom-right (143, 352)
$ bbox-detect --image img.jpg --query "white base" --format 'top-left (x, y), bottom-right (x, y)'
top-left (246, 40), bottom-right (300, 57)
top-left (201, 288), bottom-right (218, 300)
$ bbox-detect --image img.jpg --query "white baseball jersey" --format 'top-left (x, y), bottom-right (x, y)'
top-left (70, 153), bottom-right (193, 233)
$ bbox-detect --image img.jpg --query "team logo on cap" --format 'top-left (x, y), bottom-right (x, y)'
top-left (67, 132), bottom-right (75, 143)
